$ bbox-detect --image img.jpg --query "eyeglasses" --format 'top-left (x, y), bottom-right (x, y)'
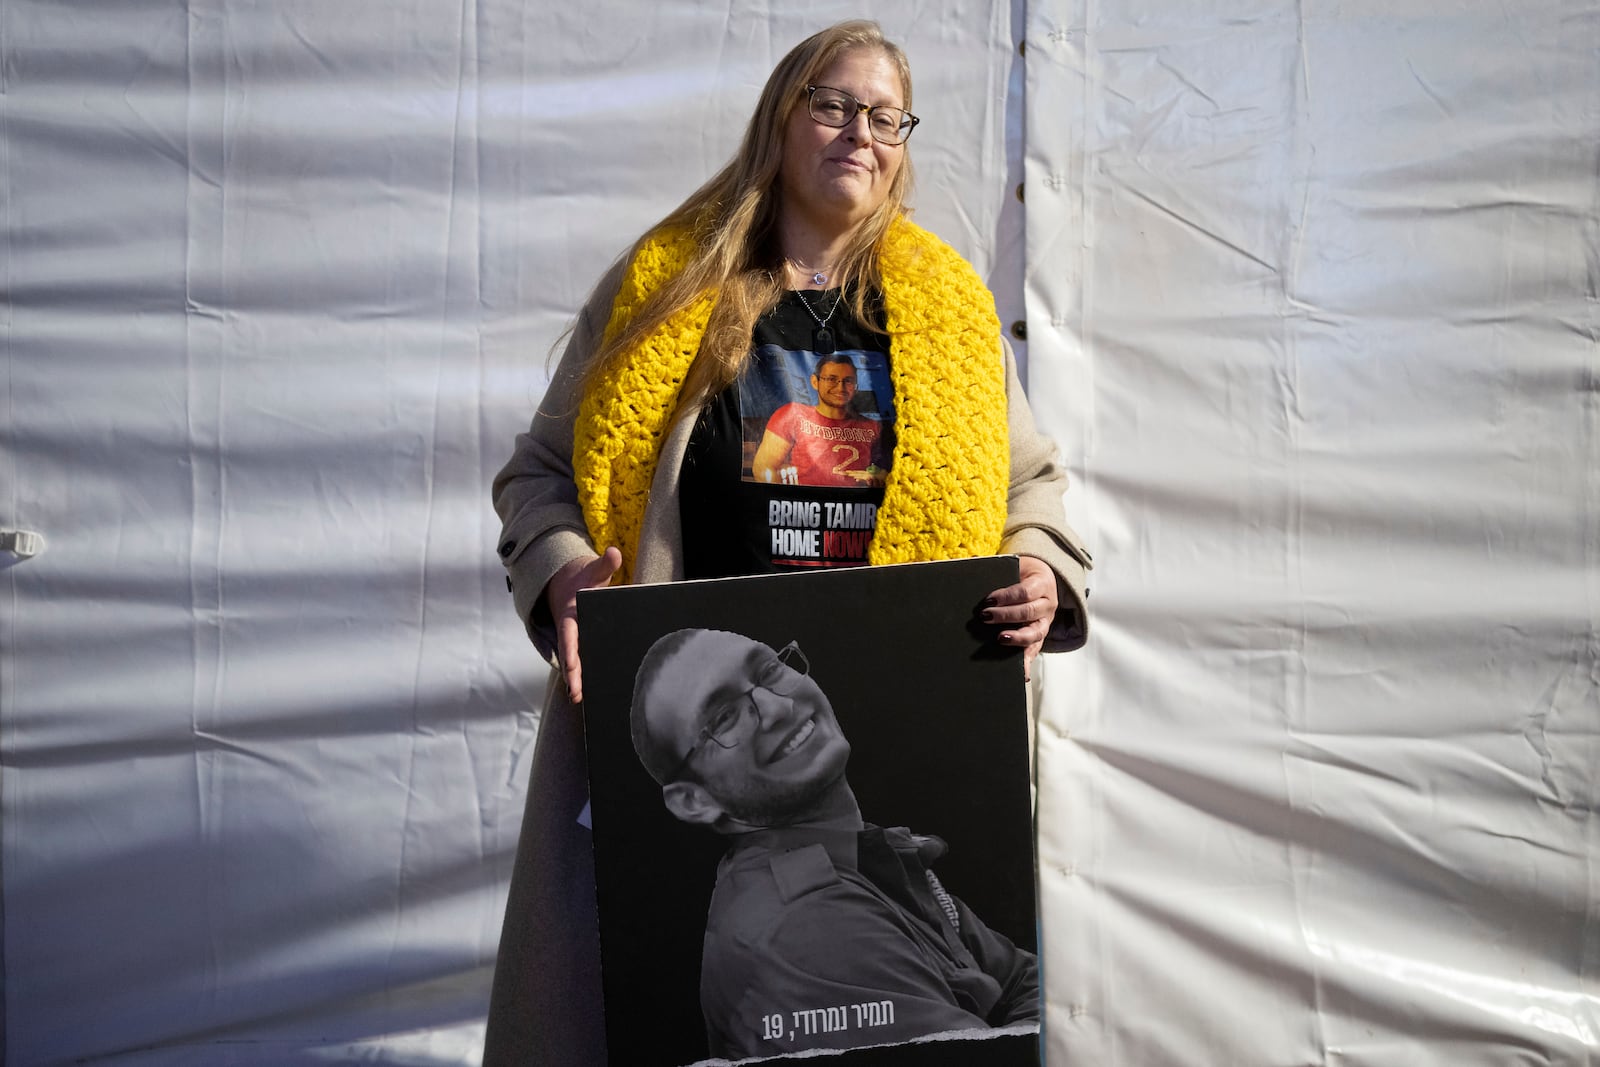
top-left (805, 85), bottom-right (919, 146)
top-left (667, 641), bottom-right (809, 782)
top-left (816, 375), bottom-right (857, 388)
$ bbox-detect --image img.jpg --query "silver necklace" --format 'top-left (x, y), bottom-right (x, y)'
top-left (786, 257), bottom-right (833, 287)
top-left (794, 287), bottom-right (842, 355)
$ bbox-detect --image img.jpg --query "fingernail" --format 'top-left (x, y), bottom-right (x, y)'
top-left (982, 597), bottom-right (997, 608)
top-left (982, 610), bottom-right (996, 622)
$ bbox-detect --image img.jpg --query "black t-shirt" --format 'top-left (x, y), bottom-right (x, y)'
top-left (680, 290), bottom-right (897, 580)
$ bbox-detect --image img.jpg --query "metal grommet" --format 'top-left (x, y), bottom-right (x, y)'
top-left (1010, 320), bottom-right (1028, 341)
top-left (1015, 183), bottom-right (1025, 203)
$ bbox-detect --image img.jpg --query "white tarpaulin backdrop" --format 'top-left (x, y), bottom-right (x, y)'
top-left (2, 1), bottom-right (1595, 1064)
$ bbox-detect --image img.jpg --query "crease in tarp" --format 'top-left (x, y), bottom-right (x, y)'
top-left (1304, 937), bottom-right (1599, 1048)
top-left (386, 0), bottom-right (483, 991)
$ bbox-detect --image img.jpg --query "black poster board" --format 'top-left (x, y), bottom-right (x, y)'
top-left (578, 557), bottom-right (1040, 1066)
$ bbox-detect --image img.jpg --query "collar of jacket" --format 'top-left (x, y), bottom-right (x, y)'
top-left (573, 215), bottom-right (1009, 583)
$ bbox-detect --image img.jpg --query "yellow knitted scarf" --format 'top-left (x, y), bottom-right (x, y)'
top-left (574, 216), bottom-right (1009, 582)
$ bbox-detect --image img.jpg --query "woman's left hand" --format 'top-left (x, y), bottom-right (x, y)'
top-left (982, 555), bottom-right (1059, 680)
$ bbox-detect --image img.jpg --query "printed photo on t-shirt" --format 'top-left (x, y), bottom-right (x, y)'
top-left (739, 345), bottom-right (896, 488)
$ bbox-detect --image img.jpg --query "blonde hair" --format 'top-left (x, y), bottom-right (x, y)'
top-left (584, 20), bottom-right (915, 406)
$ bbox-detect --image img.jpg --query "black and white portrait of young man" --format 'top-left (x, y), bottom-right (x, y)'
top-left (631, 626), bottom-right (1039, 1061)
top-left (576, 558), bottom-right (1042, 1067)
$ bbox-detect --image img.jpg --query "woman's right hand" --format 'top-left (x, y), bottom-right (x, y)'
top-left (546, 546), bottom-right (623, 704)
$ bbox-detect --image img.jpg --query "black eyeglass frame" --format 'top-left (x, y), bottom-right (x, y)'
top-left (804, 84), bottom-right (920, 145)
top-left (666, 640), bottom-right (810, 783)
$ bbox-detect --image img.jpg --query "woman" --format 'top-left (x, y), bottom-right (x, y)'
top-left (486, 20), bottom-right (1091, 1064)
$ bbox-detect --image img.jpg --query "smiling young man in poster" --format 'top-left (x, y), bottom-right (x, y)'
top-left (630, 627), bottom-right (1039, 1061)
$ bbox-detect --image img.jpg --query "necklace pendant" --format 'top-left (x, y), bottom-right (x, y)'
top-left (794, 287), bottom-right (841, 354)
top-left (812, 271), bottom-right (828, 286)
